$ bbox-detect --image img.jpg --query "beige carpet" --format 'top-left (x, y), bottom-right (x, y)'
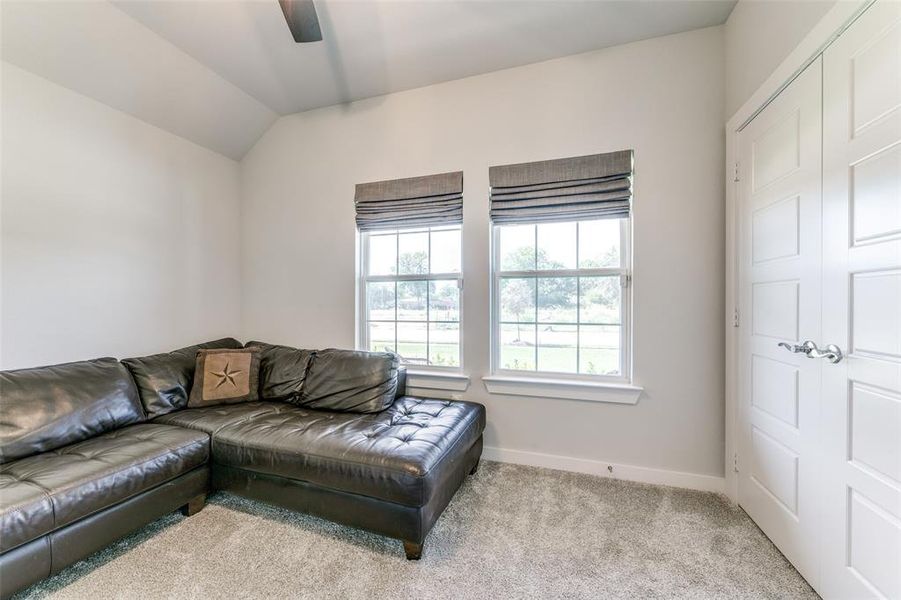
top-left (15, 461), bottom-right (816, 599)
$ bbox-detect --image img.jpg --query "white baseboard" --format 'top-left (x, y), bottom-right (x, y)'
top-left (482, 446), bottom-right (726, 494)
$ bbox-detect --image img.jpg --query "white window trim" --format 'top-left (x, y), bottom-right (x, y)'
top-left (488, 218), bottom-right (634, 393)
top-left (406, 370), bottom-right (471, 393)
top-left (357, 226), bottom-right (465, 374)
top-left (482, 375), bottom-right (642, 404)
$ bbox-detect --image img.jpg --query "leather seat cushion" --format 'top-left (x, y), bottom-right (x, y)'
top-left (211, 397), bottom-right (485, 507)
top-left (153, 402), bottom-right (284, 434)
top-left (0, 478), bottom-right (53, 553)
top-left (0, 424), bottom-right (208, 552)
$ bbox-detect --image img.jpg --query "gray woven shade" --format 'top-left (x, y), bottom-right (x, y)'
top-left (489, 150), bottom-right (633, 224)
top-left (355, 171), bottom-right (463, 231)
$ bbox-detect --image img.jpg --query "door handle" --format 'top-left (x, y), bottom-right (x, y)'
top-left (778, 340), bottom-right (843, 364)
top-left (807, 343), bottom-right (843, 364)
top-left (777, 340), bottom-right (815, 355)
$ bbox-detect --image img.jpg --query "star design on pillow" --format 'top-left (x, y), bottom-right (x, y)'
top-left (211, 361), bottom-right (243, 389)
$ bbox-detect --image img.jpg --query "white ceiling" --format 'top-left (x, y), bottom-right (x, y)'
top-left (1, 0), bottom-right (278, 160)
top-left (2, 0), bottom-right (736, 159)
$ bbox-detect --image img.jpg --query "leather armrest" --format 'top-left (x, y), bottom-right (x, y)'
top-left (395, 366), bottom-right (407, 399)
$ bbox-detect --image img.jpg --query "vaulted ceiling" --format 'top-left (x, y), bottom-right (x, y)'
top-left (2, 0), bottom-right (736, 159)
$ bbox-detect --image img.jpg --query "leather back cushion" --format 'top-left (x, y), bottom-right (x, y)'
top-left (246, 341), bottom-right (314, 402)
top-left (121, 338), bottom-right (242, 418)
top-left (0, 358), bottom-right (144, 463)
top-left (298, 349), bottom-right (399, 413)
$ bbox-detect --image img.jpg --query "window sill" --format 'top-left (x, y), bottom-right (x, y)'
top-left (405, 370), bottom-right (470, 392)
top-left (481, 375), bottom-right (642, 404)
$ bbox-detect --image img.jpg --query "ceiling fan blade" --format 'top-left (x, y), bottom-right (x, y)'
top-left (278, 0), bottom-right (323, 43)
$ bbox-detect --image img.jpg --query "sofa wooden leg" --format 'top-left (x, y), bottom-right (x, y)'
top-left (403, 540), bottom-right (423, 560)
top-left (180, 494), bottom-right (206, 517)
top-left (469, 459), bottom-right (480, 475)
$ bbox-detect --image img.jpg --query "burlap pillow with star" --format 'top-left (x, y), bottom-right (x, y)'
top-left (187, 347), bottom-right (261, 408)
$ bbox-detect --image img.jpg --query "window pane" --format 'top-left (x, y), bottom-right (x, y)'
top-left (499, 224), bottom-right (535, 271)
top-left (492, 218), bottom-right (627, 379)
top-left (368, 322), bottom-right (395, 353)
top-left (537, 277), bottom-right (577, 323)
top-left (430, 228), bottom-right (461, 273)
top-left (397, 281), bottom-right (427, 321)
top-left (397, 322), bottom-right (428, 365)
top-left (579, 325), bottom-right (620, 375)
top-left (579, 276), bottom-right (621, 324)
top-left (500, 324), bottom-right (536, 371)
top-left (368, 233), bottom-right (397, 275)
top-left (366, 282), bottom-right (395, 321)
top-left (429, 280), bottom-right (459, 322)
top-left (500, 277), bottom-right (536, 323)
top-left (537, 324), bottom-right (577, 373)
top-left (578, 220), bottom-right (621, 268)
top-left (537, 222), bottom-right (576, 270)
top-left (398, 231), bottom-right (428, 275)
top-left (429, 323), bottom-right (459, 367)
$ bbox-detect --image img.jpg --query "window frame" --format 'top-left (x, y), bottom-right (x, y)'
top-left (358, 225), bottom-right (464, 372)
top-left (489, 218), bottom-right (632, 384)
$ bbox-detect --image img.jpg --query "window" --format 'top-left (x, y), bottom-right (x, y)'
top-left (492, 218), bottom-right (630, 380)
top-left (360, 225), bottom-right (462, 369)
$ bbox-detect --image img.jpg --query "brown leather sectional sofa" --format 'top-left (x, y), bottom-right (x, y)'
top-left (0, 338), bottom-right (485, 598)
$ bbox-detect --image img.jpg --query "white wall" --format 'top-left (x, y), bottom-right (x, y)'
top-left (1, 63), bottom-right (242, 369)
top-left (724, 0), bottom-right (836, 118)
top-left (241, 27), bottom-right (726, 482)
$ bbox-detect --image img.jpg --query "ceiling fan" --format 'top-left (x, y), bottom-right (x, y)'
top-left (278, 0), bottom-right (323, 43)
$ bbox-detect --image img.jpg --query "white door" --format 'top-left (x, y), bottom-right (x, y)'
top-left (821, 2), bottom-right (901, 598)
top-left (737, 58), bottom-right (823, 588)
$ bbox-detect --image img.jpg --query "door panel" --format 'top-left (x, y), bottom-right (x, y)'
top-left (848, 491), bottom-right (901, 600)
top-left (752, 109), bottom-right (802, 190)
top-left (851, 143), bottom-right (901, 244)
top-left (751, 355), bottom-right (800, 427)
top-left (753, 194), bottom-right (801, 263)
top-left (822, 2), bottom-right (901, 598)
top-left (849, 17), bottom-right (901, 134)
top-left (849, 383), bottom-right (901, 485)
top-left (852, 270), bottom-right (901, 358)
top-left (751, 280), bottom-right (800, 339)
top-left (737, 58), bottom-right (823, 588)
top-left (751, 427), bottom-right (800, 513)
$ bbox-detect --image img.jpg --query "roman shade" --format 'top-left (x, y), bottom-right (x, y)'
top-left (354, 171), bottom-right (463, 231)
top-left (489, 150), bottom-right (633, 224)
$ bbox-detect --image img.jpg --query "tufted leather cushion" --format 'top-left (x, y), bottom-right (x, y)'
top-left (122, 338), bottom-right (243, 418)
top-left (0, 358), bottom-right (145, 464)
top-left (299, 349), bottom-right (400, 413)
top-left (211, 397), bottom-right (485, 507)
top-left (0, 424), bottom-right (208, 552)
top-left (245, 341), bottom-right (314, 402)
top-left (153, 401), bottom-right (283, 434)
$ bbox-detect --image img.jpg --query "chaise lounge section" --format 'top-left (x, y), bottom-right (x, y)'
top-left (0, 338), bottom-right (485, 598)
top-left (156, 397), bottom-right (484, 559)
